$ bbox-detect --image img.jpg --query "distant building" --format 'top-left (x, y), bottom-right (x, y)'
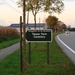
top-left (10, 23), bottom-right (44, 32)
top-left (43, 24), bottom-right (50, 29)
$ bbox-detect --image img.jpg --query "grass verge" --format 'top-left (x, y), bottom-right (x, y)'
top-left (0, 32), bottom-right (75, 75)
top-left (0, 38), bottom-right (20, 50)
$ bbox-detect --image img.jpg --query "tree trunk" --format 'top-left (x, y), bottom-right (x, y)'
top-left (23, 0), bottom-right (27, 72)
top-left (27, 11), bottom-right (29, 28)
top-left (34, 14), bottom-right (37, 48)
top-left (34, 15), bottom-right (36, 29)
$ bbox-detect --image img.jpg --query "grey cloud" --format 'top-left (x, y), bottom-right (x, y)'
top-left (0, 1), bottom-right (4, 5)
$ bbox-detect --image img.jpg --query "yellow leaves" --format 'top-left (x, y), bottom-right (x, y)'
top-left (46, 15), bottom-right (58, 26)
top-left (17, 0), bottom-right (64, 15)
top-left (46, 0), bottom-right (51, 6)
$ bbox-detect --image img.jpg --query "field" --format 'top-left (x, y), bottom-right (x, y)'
top-left (0, 32), bottom-right (75, 75)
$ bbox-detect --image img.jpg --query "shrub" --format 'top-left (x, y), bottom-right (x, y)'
top-left (0, 35), bottom-right (19, 43)
top-left (0, 26), bottom-right (19, 36)
top-left (0, 36), bottom-right (7, 43)
top-left (0, 26), bottom-right (20, 43)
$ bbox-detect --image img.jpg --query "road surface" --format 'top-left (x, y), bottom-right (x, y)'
top-left (55, 32), bottom-right (75, 64)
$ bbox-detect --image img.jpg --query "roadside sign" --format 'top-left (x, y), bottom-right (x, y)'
top-left (26, 29), bottom-right (52, 42)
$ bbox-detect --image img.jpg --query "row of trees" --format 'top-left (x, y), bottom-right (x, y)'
top-left (45, 15), bottom-right (67, 32)
top-left (67, 25), bottom-right (75, 31)
top-left (45, 15), bottom-right (75, 32)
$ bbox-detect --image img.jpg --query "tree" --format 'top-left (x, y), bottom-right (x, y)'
top-left (17, 0), bottom-right (64, 29)
top-left (54, 21), bottom-right (67, 32)
top-left (19, 0), bottom-right (27, 72)
top-left (22, 0), bottom-right (27, 72)
top-left (46, 15), bottom-right (58, 32)
top-left (61, 24), bottom-right (67, 31)
top-left (43, 0), bottom-right (64, 14)
top-left (67, 25), bottom-right (71, 30)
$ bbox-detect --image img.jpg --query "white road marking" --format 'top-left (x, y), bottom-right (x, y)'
top-left (57, 35), bottom-right (75, 54)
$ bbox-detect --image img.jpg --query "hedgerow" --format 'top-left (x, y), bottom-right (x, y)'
top-left (0, 26), bottom-right (19, 43)
top-left (0, 26), bottom-right (19, 36)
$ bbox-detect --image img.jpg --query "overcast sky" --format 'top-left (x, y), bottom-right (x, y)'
top-left (0, 0), bottom-right (75, 27)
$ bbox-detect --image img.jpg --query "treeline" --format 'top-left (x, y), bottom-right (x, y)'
top-left (45, 15), bottom-right (67, 32)
top-left (68, 28), bottom-right (75, 31)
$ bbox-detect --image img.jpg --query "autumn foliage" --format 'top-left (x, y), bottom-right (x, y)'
top-left (0, 26), bottom-right (19, 36)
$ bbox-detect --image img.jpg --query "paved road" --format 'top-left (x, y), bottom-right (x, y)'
top-left (0, 43), bottom-right (20, 60)
top-left (55, 32), bottom-right (75, 65)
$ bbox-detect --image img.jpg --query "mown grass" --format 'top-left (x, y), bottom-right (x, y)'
top-left (0, 38), bottom-right (20, 50)
top-left (0, 32), bottom-right (75, 75)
